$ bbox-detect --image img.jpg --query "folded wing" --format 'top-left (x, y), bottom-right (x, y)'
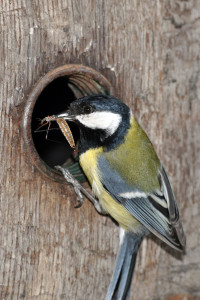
top-left (98, 155), bottom-right (186, 251)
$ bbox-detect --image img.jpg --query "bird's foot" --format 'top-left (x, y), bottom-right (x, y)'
top-left (55, 165), bottom-right (106, 214)
top-left (55, 165), bottom-right (84, 207)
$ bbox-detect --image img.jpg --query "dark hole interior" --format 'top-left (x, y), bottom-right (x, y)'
top-left (31, 77), bottom-right (80, 168)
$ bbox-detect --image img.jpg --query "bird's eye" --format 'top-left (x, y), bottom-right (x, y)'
top-left (83, 105), bottom-right (93, 114)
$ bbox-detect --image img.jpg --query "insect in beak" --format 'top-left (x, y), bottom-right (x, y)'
top-left (41, 114), bottom-right (75, 149)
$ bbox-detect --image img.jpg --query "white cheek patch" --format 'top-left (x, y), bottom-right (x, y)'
top-left (76, 111), bottom-right (122, 136)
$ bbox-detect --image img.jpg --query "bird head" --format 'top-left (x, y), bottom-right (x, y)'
top-left (55, 94), bottom-right (131, 150)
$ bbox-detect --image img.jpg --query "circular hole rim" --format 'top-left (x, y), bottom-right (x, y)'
top-left (23, 64), bottom-right (113, 182)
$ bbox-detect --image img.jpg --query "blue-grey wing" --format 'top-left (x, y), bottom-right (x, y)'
top-left (98, 155), bottom-right (186, 251)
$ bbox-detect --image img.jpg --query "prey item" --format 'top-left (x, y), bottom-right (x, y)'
top-left (41, 115), bottom-right (75, 149)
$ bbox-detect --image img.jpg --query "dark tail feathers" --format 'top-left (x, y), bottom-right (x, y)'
top-left (105, 232), bottom-right (142, 300)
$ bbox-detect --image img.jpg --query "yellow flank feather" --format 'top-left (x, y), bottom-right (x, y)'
top-left (79, 147), bottom-right (142, 233)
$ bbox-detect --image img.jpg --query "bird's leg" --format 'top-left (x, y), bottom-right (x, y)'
top-left (55, 165), bottom-right (84, 208)
top-left (55, 165), bottom-right (106, 214)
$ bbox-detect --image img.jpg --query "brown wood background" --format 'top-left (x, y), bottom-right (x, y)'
top-left (0, 1), bottom-right (200, 299)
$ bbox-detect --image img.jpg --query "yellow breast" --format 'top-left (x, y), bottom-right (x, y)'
top-left (79, 147), bottom-right (103, 196)
top-left (79, 148), bottom-right (142, 233)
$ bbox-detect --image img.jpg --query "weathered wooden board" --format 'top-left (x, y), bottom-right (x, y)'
top-left (0, 0), bottom-right (199, 299)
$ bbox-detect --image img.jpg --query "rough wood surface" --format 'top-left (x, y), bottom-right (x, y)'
top-left (0, 1), bottom-right (199, 299)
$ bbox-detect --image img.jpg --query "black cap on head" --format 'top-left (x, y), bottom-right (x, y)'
top-left (68, 94), bottom-right (130, 116)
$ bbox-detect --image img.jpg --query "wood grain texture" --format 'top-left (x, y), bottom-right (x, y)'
top-left (0, 0), bottom-right (199, 299)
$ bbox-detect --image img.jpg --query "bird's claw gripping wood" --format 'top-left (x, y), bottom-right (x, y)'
top-left (55, 166), bottom-right (84, 208)
top-left (55, 165), bottom-right (104, 212)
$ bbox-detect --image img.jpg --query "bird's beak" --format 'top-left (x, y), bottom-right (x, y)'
top-left (54, 112), bottom-right (75, 121)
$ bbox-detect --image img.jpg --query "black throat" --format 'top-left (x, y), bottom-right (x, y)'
top-left (78, 113), bottom-right (131, 154)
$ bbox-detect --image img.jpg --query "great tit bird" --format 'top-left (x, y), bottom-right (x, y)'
top-left (54, 94), bottom-right (186, 300)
